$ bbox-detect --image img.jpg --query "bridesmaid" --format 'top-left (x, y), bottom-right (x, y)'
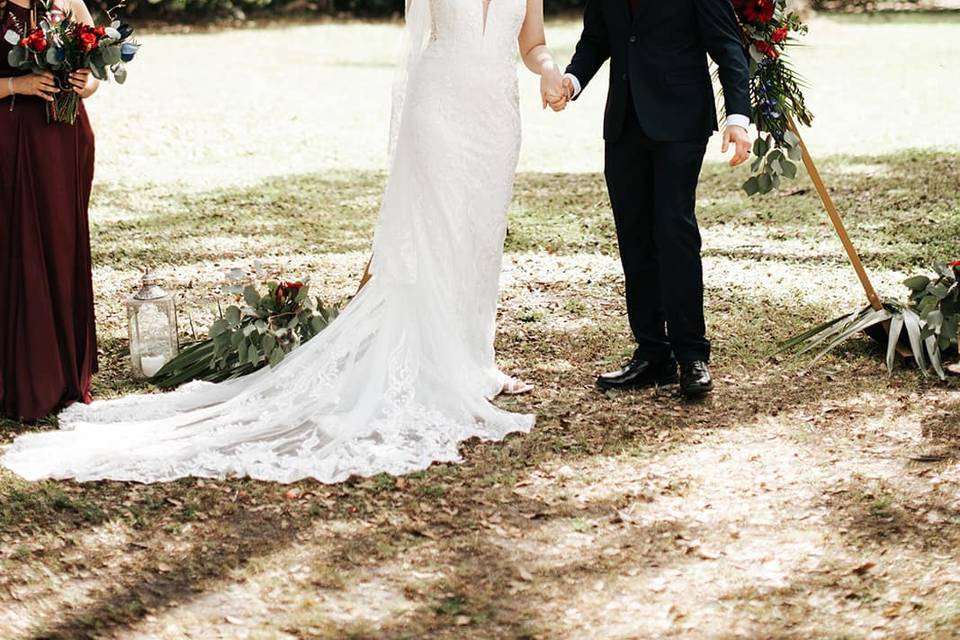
top-left (0, 0), bottom-right (99, 420)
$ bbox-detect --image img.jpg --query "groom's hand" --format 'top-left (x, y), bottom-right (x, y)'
top-left (722, 125), bottom-right (752, 167)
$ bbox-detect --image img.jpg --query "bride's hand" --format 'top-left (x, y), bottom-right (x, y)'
top-left (540, 65), bottom-right (566, 111)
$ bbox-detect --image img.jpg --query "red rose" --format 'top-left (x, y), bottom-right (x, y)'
top-left (21, 29), bottom-right (47, 52)
top-left (79, 30), bottom-right (99, 52)
top-left (771, 27), bottom-right (789, 43)
top-left (738, 0), bottom-right (775, 25)
top-left (275, 281), bottom-right (305, 305)
top-left (754, 40), bottom-right (780, 59)
top-left (94, 26), bottom-right (107, 38)
top-left (951, 260), bottom-right (960, 267)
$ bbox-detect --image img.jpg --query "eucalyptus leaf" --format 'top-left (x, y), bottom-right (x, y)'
top-left (243, 285), bottom-right (260, 308)
top-left (903, 275), bottom-right (931, 292)
top-left (781, 159), bottom-right (798, 179)
top-left (753, 137), bottom-right (769, 157)
top-left (225, 305), bottom-right (241, 325)
top-left (113, 63), bottom-right (127, 84)
top-left (9, 47), bottom-right (25, 67)
top-left (101, 45), bottom-right (122, 66)
top-left (269, 347), bottom-right (284, 367)
top-left (929, 283), bottom-right (949, 300)
top-left (758, 173), bottom-right (773, 194)
top-left (263, 334), bottom-right (276, 353)
top-left (210, 319), bottom-right (229, 337)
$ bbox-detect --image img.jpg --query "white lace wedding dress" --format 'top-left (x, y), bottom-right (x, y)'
top-left (1, 0), bottom-right (535, 484)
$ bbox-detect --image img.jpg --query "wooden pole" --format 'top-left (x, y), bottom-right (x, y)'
top-left (787, 118), bottom-right (912, 357)
top-left (787, 117), bottom-right (883, 312)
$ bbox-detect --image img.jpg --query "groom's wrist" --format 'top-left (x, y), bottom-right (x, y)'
top-left (724, 114), bottom-right (750, 131)
top-left (562, 73), bottom-right (582, 99)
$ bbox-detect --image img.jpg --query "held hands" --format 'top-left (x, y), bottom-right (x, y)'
top-left (540, 66), bottom-right (569, 112)
top-left (722, 124), bottom-right (752, 167)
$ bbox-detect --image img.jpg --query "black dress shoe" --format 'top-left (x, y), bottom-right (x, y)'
top-left (679, 361), bottom-right (714, 398)
top-left (597, 357), bottom-right (678, 391)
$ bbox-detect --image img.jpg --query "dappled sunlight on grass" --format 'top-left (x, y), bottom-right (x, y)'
top-left (82, 16), bottom-right (960, 190)
top-left (1, 16), bottom-right (959, 636)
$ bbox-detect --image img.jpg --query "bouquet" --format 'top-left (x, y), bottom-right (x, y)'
top-left (151, 279), bottom-right (340, 388)
top-left (4, 0), bottom-right (139, 125)
top-left (729, 0), bottom-right (814, 195)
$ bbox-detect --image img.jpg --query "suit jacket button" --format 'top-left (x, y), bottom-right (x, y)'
top-left (621, 73), bottom-right (627, 81)
top-left (628, 35), bottom-right (637, 43)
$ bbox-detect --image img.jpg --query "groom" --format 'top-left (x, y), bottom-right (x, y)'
top-left (556, 0), bottom-right (752, 399)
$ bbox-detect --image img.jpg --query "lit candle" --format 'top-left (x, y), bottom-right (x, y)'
top-left (140, 355), bottom-right (167, 378)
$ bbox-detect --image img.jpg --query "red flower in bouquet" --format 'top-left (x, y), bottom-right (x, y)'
top-left (951, 260), bottom-right (960, 268)
top-left (771, 26), bottom-right (789, 43)
top-left (736, 0), bottom-right (776, 25)
top-left (275, 282), bottom-right (305, 305)
top-left (754, 40), bottom-right (780, 59)
top-left (6, 0), bottom-right (140, 126)
top-left (20, 29), bottom-right (48, 53)
top-left (77, 24), bottom-right (101, 53)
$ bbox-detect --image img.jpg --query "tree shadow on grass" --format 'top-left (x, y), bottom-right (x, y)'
top-left (20, 485), bottom-right (313, 640)
top-left (0, 282), bottom-right (946, 638)
top-left (86, 150), bottom-right (960, 276)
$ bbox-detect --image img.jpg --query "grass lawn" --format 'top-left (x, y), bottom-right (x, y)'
top-left (1, 15), bottom-right (960, 640)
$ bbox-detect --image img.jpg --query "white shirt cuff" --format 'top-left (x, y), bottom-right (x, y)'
top-left (725, 114), bottom-right (750, 131)
top-left (563, 73), bottom-right (582, 99)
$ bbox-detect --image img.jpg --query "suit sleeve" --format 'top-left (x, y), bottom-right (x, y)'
top-left (693, 0), bottom-right (752, 120)
top-left (564, 0), bottom-right (610, 99)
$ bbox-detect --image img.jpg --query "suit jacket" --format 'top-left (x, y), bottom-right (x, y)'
top-left (566, 0), bottom-right (751, 143)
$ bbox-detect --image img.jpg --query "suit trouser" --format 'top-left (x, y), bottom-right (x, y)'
top-left (603, 101), bottom-right (710, 364)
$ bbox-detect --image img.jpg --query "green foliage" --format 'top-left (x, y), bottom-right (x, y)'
top-left (780, 263), bottom-right (959, 381)
top-left (904, 263), bottom-right (960, 356)
top-left (151, 278), bottom-right (340, 388)
top-left (731, 0), bottom-right (815, 196)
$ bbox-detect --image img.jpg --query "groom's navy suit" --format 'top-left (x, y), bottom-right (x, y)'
top-left (566, 0), bottom-right (750, 364)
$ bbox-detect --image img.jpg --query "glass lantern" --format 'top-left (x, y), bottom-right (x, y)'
top-left (127, 272), bottom-right (179, 378)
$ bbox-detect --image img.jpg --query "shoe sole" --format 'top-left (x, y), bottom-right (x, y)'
top-left (596, 374), bottom-right (680, 391)
top-left (681, 382), bottom-right (715, 399)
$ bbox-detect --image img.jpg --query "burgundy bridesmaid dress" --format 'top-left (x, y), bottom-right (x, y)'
top-left (0, 1), bottom-right (98, 421)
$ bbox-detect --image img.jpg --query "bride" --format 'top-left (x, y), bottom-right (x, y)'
top-left (1, 0), bottom-right (570, 484)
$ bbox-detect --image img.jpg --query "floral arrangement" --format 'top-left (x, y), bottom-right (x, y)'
top-left (729, 0), bottom-right (814, 195)
top-left (4, 0), bottom-right (138, 124)
top-left (781, 262), bottom-right (960, 381)
top-left (152, 279), bottom-right (339, 389)
top-left (903, 261), bottom-right (960, 356)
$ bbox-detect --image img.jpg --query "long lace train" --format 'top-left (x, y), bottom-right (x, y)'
top-left (0, 0), bottom-right (534, 484)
